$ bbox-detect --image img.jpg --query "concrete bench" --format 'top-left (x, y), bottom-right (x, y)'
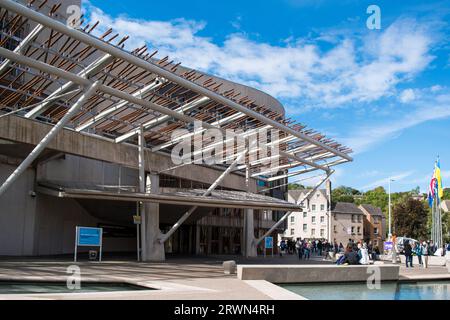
top-left (237, 264), bottom-right (400, 283)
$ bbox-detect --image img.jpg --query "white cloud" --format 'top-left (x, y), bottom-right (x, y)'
top-left (83, 3), bottom-right (436, 111)
top-left (341, 92), bottom-right (450, 154)
top-left (400, 89), bottom-right (416, 103)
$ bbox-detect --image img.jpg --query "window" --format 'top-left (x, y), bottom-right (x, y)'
top-left (290, 216), bottom-right (295, 224)
top-left (320, 204), bottom-right (325, 211)
top-left (320, 216), bottom-right (324, 223)
top-left (290, 229), bottom-right (295, 236)
top-left (311, 229), bottom-right (316, 236)
top-left (374, 227), bottom-right (379, 235)
top-left (334, 225), bottom-right (337, 232)
top-left (351, 226), bottom-right (355, 234)
top-left (373, 217), bottom-right (379, 223)
top-left (320, 229), bottom-right (324, 237)
top-left (303, 212), bottom-right (307, 218)
top-left (312, 204), bottom-right (316, 211)
top-left (303, 224), bottom-right (307, 232)
top-left (357, 226), bottom-right (361, 234)
top-left (352, 215), bottom-right (357, 223)
top-left (312, 216), bottom-right (316, 224)
top-left (357, 215), bottom-right (362, 223)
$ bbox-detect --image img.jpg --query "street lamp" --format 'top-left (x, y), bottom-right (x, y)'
top-left (388, 178), bottom-right (395, 239)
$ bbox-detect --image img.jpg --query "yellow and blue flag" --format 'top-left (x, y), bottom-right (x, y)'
top-left (435, 158), bottom-right (444, 199)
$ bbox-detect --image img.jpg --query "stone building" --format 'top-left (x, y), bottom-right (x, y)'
top-left (359, 204), bottom-right (386, 248)
top-left (330, 202), bottom-right (364, 246)
top-left (284, 189), bottom-right (330, 240)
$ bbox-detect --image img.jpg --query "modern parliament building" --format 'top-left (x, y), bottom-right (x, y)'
top-left (0, 0), bottom-right (352, 260)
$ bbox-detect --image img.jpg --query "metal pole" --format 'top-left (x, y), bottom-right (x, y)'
top-left (0, 81), bottom-right (99, 197)
top-left (138, 126), bottom-right (146, 261)
top-left (0, 0), bottom-right (352, 162)
top-left (136, 204), bottom-right (140, 262)
top-left (388, 178), bottom-right (392, 238)
top-left (25, 54), bottom-right (113, 118)
top-left (99, 228), bottom-right (103, 262)
top-left (255, 170), bottom-right (334, 245)
top-left (0, 23), bottom-right (44, 75)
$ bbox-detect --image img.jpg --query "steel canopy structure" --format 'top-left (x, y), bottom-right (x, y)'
top-left (0, 0), bottom-right (353, 260)
top-left (0, 0), bottom-right (351, 188)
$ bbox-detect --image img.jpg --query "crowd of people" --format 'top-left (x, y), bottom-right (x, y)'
top-left (278, 238), bottom-right (381, 263)
top-left (402, 239), bottom-right (450, 268)
top-left (278, 237), bottom-right (450, 267)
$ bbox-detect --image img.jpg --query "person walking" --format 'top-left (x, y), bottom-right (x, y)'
top-left (422, 241), bottom-right (429, 268)
top-left (317, 240), bottom-right (323, 257)
top-left (279, 240), bottom-right (287, 257)
top-left (304, 241), bottom-right (311, 260)
top-left (295, 238), bottom-right (303, 260)
top-left (404, 241), bottom-right (413, 268)
top-left (415, 241), bottom-right (423, 267)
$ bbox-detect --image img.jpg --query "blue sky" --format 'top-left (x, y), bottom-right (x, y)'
top-left (83, 0), bottom-right (450, 193)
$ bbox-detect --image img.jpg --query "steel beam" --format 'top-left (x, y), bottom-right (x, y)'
top-left (115, 96), bottom-right (210, 143)
top-left (254, 170), bottom-right (334, 246)
top-left (25, 53), bottom-right (113, 118)
top-left (76, 78), bottom-right (164, 132)
top-left (0, 82), bottom-right (100, 197)
top-left (0, 23), bottom-right (44, 75)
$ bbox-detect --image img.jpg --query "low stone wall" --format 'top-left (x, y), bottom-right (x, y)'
top-left (237, 265), bottom-right (400, 283)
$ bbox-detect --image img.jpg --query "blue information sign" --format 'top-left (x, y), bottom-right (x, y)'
top-left (265, 237), bottom-right (273, 249)
top-left (384, 241), bottom-right (393, 251)
top-left (77, 227), bottom-right (102, 246)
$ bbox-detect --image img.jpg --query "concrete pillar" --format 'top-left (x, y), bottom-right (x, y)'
top-left (207, 226), bottom-right (212, 255)
top-left (244, 209), bottom-right (257, 257)
top-left (188, 225), bottom-right (193, 254)
top-left (195, 224), bottom-right (201, 255)
top-left (142, 172), bottom-right (165, 261)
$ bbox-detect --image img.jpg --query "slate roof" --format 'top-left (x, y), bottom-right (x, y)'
top-left (359, 204), bottom-right (384, 217)
top-left (288, 189), bottom-right (327, 203)
top-left (331, 202), bottom-right (363, 215)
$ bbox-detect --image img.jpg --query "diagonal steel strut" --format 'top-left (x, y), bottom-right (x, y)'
top-left (0, 81), bottom-right (100, 197)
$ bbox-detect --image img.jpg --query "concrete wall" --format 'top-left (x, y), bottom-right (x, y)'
top-left (237, 265), bottom-right (400, 283)
top-left (37, 154), bottom-right (138, 188)
top-left (34, 194), bottom-right (135, 255)
top-left (0, 161), bottom-right (37, 256)
top-left (0, 157), bottom-right (137, 256)
top-left (0, 116), bottom-right (256, 192)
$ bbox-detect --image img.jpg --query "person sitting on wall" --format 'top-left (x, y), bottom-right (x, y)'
top-left (337, 244), bottom-right (360, 265)
top-left (358, 243), bottom-right (370, 265)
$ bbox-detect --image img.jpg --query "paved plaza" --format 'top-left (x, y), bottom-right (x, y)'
top-left (0, 254), bottom-right (448, 300)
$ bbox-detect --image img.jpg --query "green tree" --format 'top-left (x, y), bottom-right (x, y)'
top-left (288, 183), bottom-right (306, 190)
top-left (331, 186), bottom-right (360, 205)
top-left (442, 188), bottom-right (450, 200)
top-left (393, 198), bottom-right (428, 240)
top-left (356, 187), bottom-right (388, 213)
